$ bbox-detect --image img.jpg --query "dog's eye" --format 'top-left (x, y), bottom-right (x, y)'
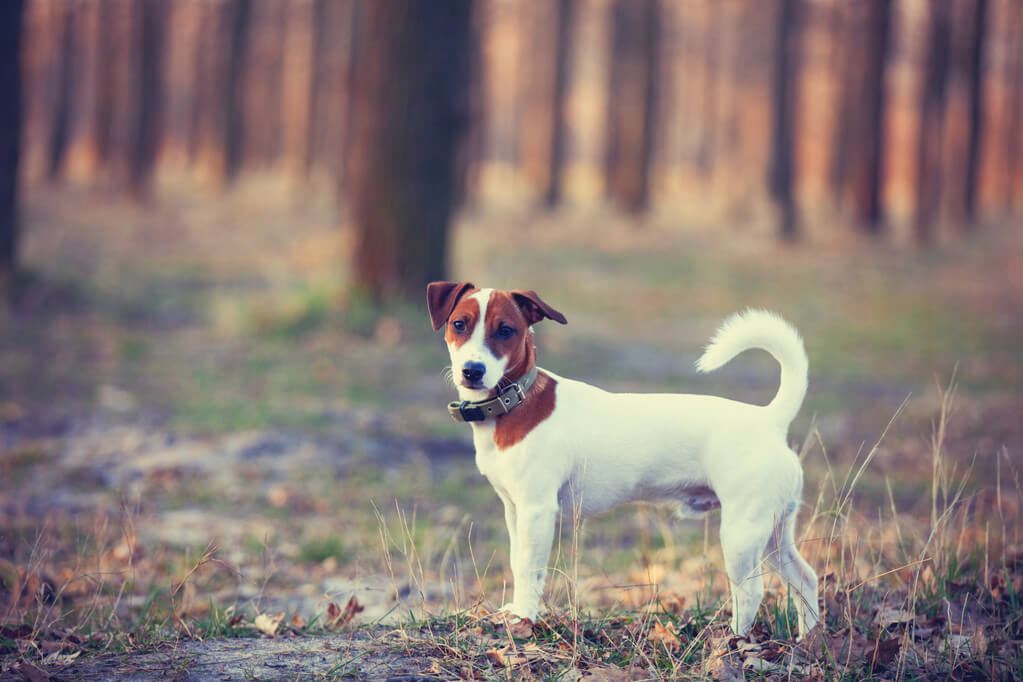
top-left (451, 319), bottom-right (466, 333)
top-left (496, 324), bottom-right (515, 339)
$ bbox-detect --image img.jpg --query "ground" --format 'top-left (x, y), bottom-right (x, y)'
top-left (1, 183), bottom-right (1022, 679)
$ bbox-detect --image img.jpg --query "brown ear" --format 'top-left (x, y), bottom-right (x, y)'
top-left (511, 290), bottom-right (567, 326)
top-left (426, 281), bottom-right (476, 330)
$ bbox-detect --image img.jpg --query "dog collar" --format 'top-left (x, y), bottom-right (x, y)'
top-left (448, 366), bottom-right (539, 423)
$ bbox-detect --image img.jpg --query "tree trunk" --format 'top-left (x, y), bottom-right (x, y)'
top-left (1007, 1), bottom-right (1023, 213)
top-left (129, 0), bottom-right (166, 198)
top-left (605, 0), bottom-right (659, 213)
top-left (345, 0), bottom-right (473, 300)
top-left (768, 0), bottom-right (800, 240)
top-left (192, 0), bottom-right (251, 185)
top-left (696, 0), bottom-right (721, 175)
top-left (0, 0), bottom-right (24, 282)
top-left (225, 0), bottom-right (252, 181)
top-left (543, 0), bottom-right (573, 208)
top-left (962, 0), bottom-right (988, 223)
top-left (828, 2), bottom-right (851, 200)
top-left (47, 5), bottom-right (74, 181)
top-left (914, 0), bottom-right (952, 243)
top-left (280, 0), bottom-right (317, 179)
top-left (845, 0), bottom-right (891, 232)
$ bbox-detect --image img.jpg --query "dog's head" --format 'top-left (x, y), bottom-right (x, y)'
top-left (427, 282), bottom-right (567, 401)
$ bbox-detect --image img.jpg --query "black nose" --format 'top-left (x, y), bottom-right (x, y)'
top-left (462, 362), bottom-right (485, 383)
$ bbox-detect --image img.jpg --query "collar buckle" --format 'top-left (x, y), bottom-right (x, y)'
top-left (446, 367), bottom-right (539, 422)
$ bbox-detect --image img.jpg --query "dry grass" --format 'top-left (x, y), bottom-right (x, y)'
top-left (2, 186), bottom-right (1022, 678)
top-left (8, 384), bottom-right (1019, 679)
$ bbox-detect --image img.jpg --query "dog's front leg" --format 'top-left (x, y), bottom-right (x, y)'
top-left (507, 500), bottom-right (558, 621)
top-left (495, 490), bottom-right (519, 611)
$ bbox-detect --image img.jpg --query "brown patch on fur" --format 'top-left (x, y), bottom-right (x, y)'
top-left (494, 370), bottom-right (557, 450)
top-left (483, 291), bottom-right (533, 373)
top-left (444, 296), bottom-right (480, 349)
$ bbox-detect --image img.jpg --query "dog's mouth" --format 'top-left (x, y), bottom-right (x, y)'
top-left (460, 379), bottom-right (487, 391)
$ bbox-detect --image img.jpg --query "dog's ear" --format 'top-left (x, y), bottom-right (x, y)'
top-left (511, 290), bottom-right (567, 326)
top-left (426, 281), bottom-right (476, 331)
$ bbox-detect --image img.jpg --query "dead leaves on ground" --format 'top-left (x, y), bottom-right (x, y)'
top-left (646, 620), bottom-right (681, 652)
top-left (326, 595), bottom-right (364, 630)
top-left (248, 595), bottom-right (363, 640)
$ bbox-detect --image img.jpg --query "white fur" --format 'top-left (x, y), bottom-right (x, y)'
top-left (442, 303), bottom-right (819, 639)
top-left (449, 289), bottom-right (509, 403)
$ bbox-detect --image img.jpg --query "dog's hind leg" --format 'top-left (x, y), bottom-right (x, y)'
top-left (719, 507), bottom-right (772, 637)
top-left (764, 504), bottom-right (819, 639)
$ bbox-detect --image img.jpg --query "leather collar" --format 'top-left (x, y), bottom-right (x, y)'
top-left (447, 366), bottom-right (538, 422)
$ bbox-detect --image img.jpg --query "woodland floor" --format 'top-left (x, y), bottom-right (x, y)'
top-left (2, 183), bottom-right (1023, 679)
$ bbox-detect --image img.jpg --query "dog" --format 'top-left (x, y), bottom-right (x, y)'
top-left (426, 281), bottom-right (820, 640)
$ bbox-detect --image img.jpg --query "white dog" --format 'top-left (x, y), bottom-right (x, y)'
top-left (427, 281), bottom-right (819, 639)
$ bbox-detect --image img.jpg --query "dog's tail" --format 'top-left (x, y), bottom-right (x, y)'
top-left (695, 309), bottom-right (808, 427)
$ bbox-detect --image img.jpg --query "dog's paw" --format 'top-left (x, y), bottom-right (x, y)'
top-left (497, 602), bottom-right (537, 622)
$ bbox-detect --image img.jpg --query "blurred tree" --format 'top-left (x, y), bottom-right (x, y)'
top-left (696, 1), bottom-right (722, 176)
top-left (830, 0), bottom-right (891, 233)
top-left (545, 0), bottom-right (574, 208)
top-left (62, 1), bottom-right (103, 181)
top-left (242, 0), bottom-right (286, 170)
top-left (0, 0), bottom-right (24, 282)
top-left (605, 0), bottom-right (660, 213)
top-left (915, 0), bottom-right (952, 242)
top-left (768, 0), bottom-right (801, 240)
top-left (129, 0), bottom-right (166, 198)
top-left (46, 5), bottom-right (73, 181)
top-left (10, 0), bottom-right (1019, 236)
top-left (281, 0), bottom-right (316, 179)
top-left (962, 0), bottom-right (988, 223)
top-left (344, 0), bottom-right (473, 299)
top-left (193, 0), bottom-right (252, 184)
top-left (306, 0), bottom-right (356, 181)
top-left (517, 0), bottom-right (574, 208)
top-left (1008, 1), bottom-right (1023, 213)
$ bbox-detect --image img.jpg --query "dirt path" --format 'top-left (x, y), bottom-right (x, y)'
top-left (6, 628), bottom-right (443, 681)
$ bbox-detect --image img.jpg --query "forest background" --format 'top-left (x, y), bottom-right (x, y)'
top-left (1, 0), bottom-right (1022, 679)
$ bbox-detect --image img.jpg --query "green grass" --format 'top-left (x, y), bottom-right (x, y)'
top-left (297, 536), bottom-right (352, 565)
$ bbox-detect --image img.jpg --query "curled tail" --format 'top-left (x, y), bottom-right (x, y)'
top-left (695, 309), bottom-right (808, 427)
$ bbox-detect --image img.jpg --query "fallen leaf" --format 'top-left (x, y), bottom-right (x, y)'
top-left (42, 650), bottom-right (81, 666)
top-left (327, 596), bottom-right (364, 629)
top-left (491, 613), bottom-right (533, 639)
top-left (648, 621), bottom-right (681, 652)
top-left (468, 604), bottom-right (491, 620)
top-left (254, 612), bottom-right (284, 637)
top-left (656, 592), bottom-right (686, 614)
top-left (485, 646), bottom-right (509, 667)
top-left (289, 613), bottom-right (306, 630)
top-left (267, 486), bottom-right (289, 508)
top-left (704, 652), bottom-right (743, 682)
top-left (873, 637), bottom-right (900, 667)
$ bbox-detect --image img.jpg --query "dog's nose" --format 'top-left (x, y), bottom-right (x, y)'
top-left (462, 362), bottom-right (485, 383)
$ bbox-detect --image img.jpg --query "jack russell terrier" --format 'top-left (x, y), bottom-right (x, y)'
top-left (427, 281), bottom-right (820, 640)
